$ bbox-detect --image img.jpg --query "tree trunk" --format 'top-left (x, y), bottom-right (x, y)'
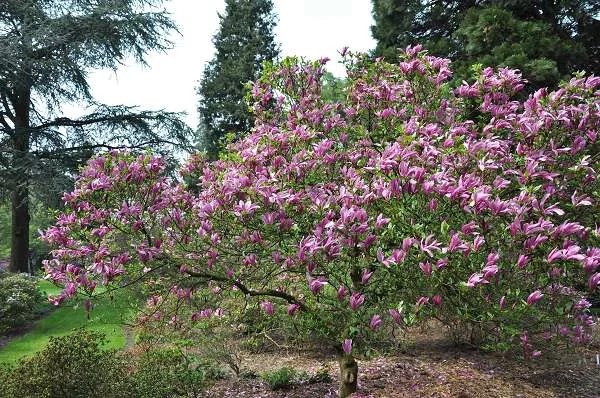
top-left (10, 179), bottom-right (30, 274)
top-left (339, 354), bottom-right (358, 398)
top-left (8, 85), bottom-right (31, 274)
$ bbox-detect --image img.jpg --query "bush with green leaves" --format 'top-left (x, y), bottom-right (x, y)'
top-left (0, 329), bottom-right (225, 398)
top-left (0, 329), bottom-right (128, 398)
top-left (127, 348), bottom-right (220, 398)
top-left (0, 273), bottom-right (43, 334)
top-left (261, 366), bottom-right (309, 390)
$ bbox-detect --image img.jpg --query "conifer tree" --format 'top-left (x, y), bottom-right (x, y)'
top-left (0, 0), bottom-right (191, 272)
top-left (197, 0), bottom-right (279, 159)
top-left (371, 0), bottom-right (600, 88)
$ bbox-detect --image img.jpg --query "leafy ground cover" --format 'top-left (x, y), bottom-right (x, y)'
top-left (0, 281), bottom-right (136, 364)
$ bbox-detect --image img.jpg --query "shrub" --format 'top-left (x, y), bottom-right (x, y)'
top-left (0, 330), bottom-right (222, 398)
top-left (0, 329), bottom-right (128, 398)
top-left (0, 273), bottom-right (43, 334)
top-left (261, 366), bottom-right (308, 390)
top-left (126, 348), bottom-right (219, 398)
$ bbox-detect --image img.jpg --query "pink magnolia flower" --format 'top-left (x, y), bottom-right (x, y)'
top-left (466, 273), bottom-right (489, 288)
top-left (499, 295), bottom-right (506, 310)
top-left (436, 258), bottom-right (448, 270)
top-left (472, 236), bottom-right (485, 252)
top-left (527, 290), bottom-right (544, 306)
top-left (309, 278), bottom-right (326, 295)
top-left (337, 285), bottom-right (349, 300)
top-left (402, 237), bottom-right (414, 252)
top-left (361, 269), bottom-right (374, 284)
top-left (571, 191), bottom-right (592, 207)
top-left (419, 261), bottom-right (433, 277)
top-left (287, 303), bottom-right (300, 316)
top-left (588, 273), bottom-right (600, 291)
top-left (415, 296), bottom-right (429, 311)
top-left (233, 199), bottom-right (259, 217)
top-left (431, 295), bottom-right (442, 307)
top-left (349, 292), bottom-right (365, 311)
top-left (260, 301), bottom-right (274, 316)
top-left (448, 233), bottom-right (466, 253)
top-left (389, 308), bottom-right (402, 324)
top-left (517, 254), bottom-right (529, 269)
top-left (420, 234), bottom-right (441, 256)
top-left (369, 314), bottom-right (382, 330)
top-left (375, 214), bottom-right (390, 229)
top-left (342, 338), bottom-right (352, 354)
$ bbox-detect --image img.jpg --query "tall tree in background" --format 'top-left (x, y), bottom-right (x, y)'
top-left (197, 0), bottom-right (279, 159)
top-left (0, 0), bottom-right (192, 273)
top-left (371, 0), bottom-right (600, 88)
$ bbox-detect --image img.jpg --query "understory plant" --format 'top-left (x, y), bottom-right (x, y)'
top-left (42, 46), bottom-right (600, 396)
top-left (0, 273), bottom-right (43, 334)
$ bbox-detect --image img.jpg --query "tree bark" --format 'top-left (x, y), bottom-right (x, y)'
top-left (339, 354), bottom-right (358, 398)
top-left (8, 85), bottom-right (31, 274)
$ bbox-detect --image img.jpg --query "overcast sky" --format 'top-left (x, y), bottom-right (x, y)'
top-left (83, 0), bottom-right (376, 128)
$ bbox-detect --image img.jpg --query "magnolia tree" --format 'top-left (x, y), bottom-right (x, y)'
top-left (42, 47), bottom-right (599, 397)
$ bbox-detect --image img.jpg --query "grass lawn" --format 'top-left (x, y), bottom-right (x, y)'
top-left (0, 280), bottom-right (138, 364)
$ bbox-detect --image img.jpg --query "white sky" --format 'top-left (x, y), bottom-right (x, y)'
top-left (84, 0), bottom-right (376, 128)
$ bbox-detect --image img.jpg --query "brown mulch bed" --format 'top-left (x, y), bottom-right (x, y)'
top-left (204, 326), bottom-right (600, 398)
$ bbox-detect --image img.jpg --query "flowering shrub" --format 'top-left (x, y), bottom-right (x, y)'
top-left (42, 46), bottom-right (599, 396)
top-left (0, 273), bottom-right (43, 334)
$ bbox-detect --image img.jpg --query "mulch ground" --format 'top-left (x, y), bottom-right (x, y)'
top-left (205, 326), bottom-right (600, 398)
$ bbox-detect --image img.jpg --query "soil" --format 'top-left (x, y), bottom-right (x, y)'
top-left (204, 325), bottom-right (600, 398)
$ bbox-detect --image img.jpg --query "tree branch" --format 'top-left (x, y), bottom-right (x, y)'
top-left (31, 140), bottom-right (181, 159)
top-left (185, 269), bottom-right (309, 312)
top-left (32, 115), bottom-right (144, 130)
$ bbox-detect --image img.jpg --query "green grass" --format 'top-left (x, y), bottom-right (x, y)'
top-left (0, 282), bottom-right (138, 364)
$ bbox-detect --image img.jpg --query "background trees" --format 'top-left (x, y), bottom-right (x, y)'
top-left (196, 0), bottom-right (279, 159)
top-left (0, 0), bottom-right (192, 273)
top-left (371, 0), bottom-right (600, 89)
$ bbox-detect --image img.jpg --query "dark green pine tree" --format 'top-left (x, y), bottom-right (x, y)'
top-left (0, 0), bottom-right (192, 273)
top-left (371, 0), bottom-right (600, 89)
top-left (371, 0), bottom-right (478, 62)
top-left (197, 0), bottom-right (279, 159)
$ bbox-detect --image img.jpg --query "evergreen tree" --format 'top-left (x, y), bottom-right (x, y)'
top-left (0, 0), bottom-right (192, 273)
top-left (197, 0), bottom-right (279, 159)
top-left (371, 0), bottom-right (600, 88)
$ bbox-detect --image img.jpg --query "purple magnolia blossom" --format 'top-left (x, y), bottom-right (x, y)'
top-left (431, 295), bottom-right (442, 307)
top-left (375, 214), bottom-right (390, 229)
top-left (309, 278), bottom-right (326, 295)
top-left (527, 290), bottom-right (544, 306)
top-left (517, 254), bottom-right (529, 269)
top-left (361, 269), bottom-right (374, 284)
top-left (389, 308), bottom-right (402, 324)
top-left (419, 261), bottom-right (433, 277)
top-left (482, 263), bottom-right (498, 280)
top-left (350, 292), bottom-right (365, 311)
top-left (436, 258), bottom-right (448, 269)
top-left (287, 303), bottom-right (300, 316)
top-left (260, 301), bottom-right (274, 316)
top-left (466, 273), bottom-right (489, 288)
top-left (415, 296), bottom-right (429, 312)
top-left (337, 285), bottom-right (349, 300)
top-left (369, 314), bottom-right (382, 330)
top-left (342, 338), bottom-right (352, 355)
top-left (588, 273), bottom-right (600, 291)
